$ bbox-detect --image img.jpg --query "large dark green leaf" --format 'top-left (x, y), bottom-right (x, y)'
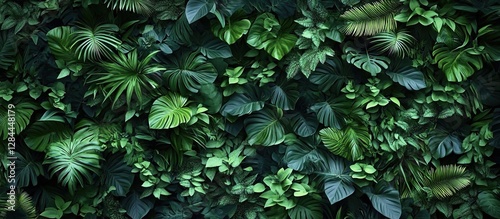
top-left (148, 93), bottom-right (193, 129)
top-left (185, 0), bottom-right (215, 23)
top-left (0, 31), bottom-right (17, 69)
top-left (309, 58), bottom-right (348, 92)
top-left (283, 134), bottom-right (322, 172)
top-left (310, 102), bottom-right (345, 129)
top-left (490, 108), bottom-right (500, 148)
top-left (319, 156), bottom-right (355, 204)
top-left (199, 37), bottom-right (232, 59)
top-left (478, 191), bottom-right (500, 219)
top-left (428, 129), bottom-right (463, 158)
top-left (192, 83), bottom-right (222, 114)
top-left (15, 151), bottom-right (44, 188)
top-left (288, 196), bottom-right (323, 219)
top-left (102, 154), bottom-right (134, 197)
top-left (244, 108), bottom-right (285, 146)
top-left (269, 82), bottom-right (300, 110)
top-left (122, 192), bottom-right (154, 219)
top-left (24, 121), bottom-right (72, 152)
top-left (386, 66), bottom-right (426, 90)
top-left (363, 181), bottom-right (402, 219)
top-left (221, 87), bottom-right (266, 117)
top-left (288, 111), bottom-right (318, 137)
top-left (0, 101), bottom-right (38, 140)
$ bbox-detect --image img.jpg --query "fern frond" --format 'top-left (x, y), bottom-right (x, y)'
top-left (17, 192), bottom-right (38, 219)
top-left (423, 165), bottom-right (471, 199)
top-left (340, 0), bottom-right (400, 36)
top-left (104, 0), bottom-right (154, 15)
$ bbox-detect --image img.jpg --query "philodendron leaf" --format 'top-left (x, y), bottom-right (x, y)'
top-left (363, 181), bottom-right (402, 219)
top-left (319, 155), bottom-right (355, 204)
top-left (199, 37), bottom-right (232, 59)
top-left (283, 134), bottom-right (322, 172)
top-left (185, 0), bottom-right (215, 24)
top-left (386, 66), bottom-right (426, 90)
top-left (211, 13), bottom-right (251, 44)
top-left (288, 196), bottom-right (323, 219)
top-left (244, 108), bottom-right (285, 146)
top-left (288, 112), bottom-right (319, 137)
top-left (102, 154), bottom-right (134, 197)
top-left (148, 93), bottom-right (193, 129)
top-left (269, 81), bottom-right (300, 110)
top-left (478, 191), bottom-right (500, 219)
top-left (221, 86), bottom-right (266, 116)
top-left (428, 129), bottom-right (463, 158)
top-left (433, 43), bottom-right (483, 82)
top-left (344, 44), bottom-right (390, 75)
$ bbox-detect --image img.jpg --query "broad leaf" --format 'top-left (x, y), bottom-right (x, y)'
top-left (0, 101), bottom-right (38, 140)
top-left (344, 44), bottom-right (390, 75)
top-left (244, 108), bottom-right (285, 146)
top-left (288, 111), bottom-right (318, 137)
top-left (283, 134), bottom-right (323, 172)
top-left (15, 151), bottom-right (44, 188)
top-left (149, 93), bottom-right (193, 129)
top-left (310, 102), bottom-right (345, 129)
top-left (478, 192), bottom-right (500, 219)
top-left (288, 196), bottom-right (323, 219)
top-left (309, 58), bottom-right (348, 92)
top-left (102, 154), bottom-right (134, 197)
top-left (428, 129), bottom-right (463, 158)
top-left (46, 26), bottom-right (74, 61)
top-left (221, 87), bottom-right (265, 117)
top-left (386, 66), bottom-right (426, 90)
top-left (269, 81), bottom-right (300, 110)
top-left (211, 13), bottom-right (251, 44)
top-left (24, 121), bottom-right (72, 152)
top-left (185, 0), bottom-right (215, 23)
top-left (433, 43), bottom-right (483, 82)
top-left (0, 31), bottom-right (17, 69)
top-left (319, 156), bottom-right (355, 204)
top-left (122, 192), bottom-right (154, 219)
top-left (364, 181), bottom-right (402, 219)
top-left (199, 37), bottom-right (232, 59)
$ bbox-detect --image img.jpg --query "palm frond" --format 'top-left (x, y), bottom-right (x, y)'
top-left (340, 0), bottom-right (400, 36)
top-left (104, 0), bottom-right (154, 15)
top-left (71, 23), bottom-right (122, 61)
top-left (370, 31), bottom-right (415, 58)
top-left (87, 50), bottom-right (166, 108)
top-left (423, 165), bottom-right (471, 199)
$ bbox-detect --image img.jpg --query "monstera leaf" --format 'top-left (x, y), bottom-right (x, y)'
top-left (247, 13), bottom-right (297, 60)
top-left (148, 93), bottom-right (193, 129)
top-left (363, 181), bottom-right (402, 219)
top-left (161, 52), bottom-right (217, 95)
top-left (310, 101), bottom-right (347, 129)
top-left (433, 43), bottom-right (483, 82)
top-left (478, 192), bottom-right (500, 219)
top-left (211, 13), bottom-right (251, 44)
top-left (244, 108), bottom-right (285, 146)
top-left (319, 121), bottom-right (370, 161)
top-left (344, 44), bottom-right (390, 75)
top-left (386, 65), bottom-right (426, 90)
top-left (46, 26), bottom-right (75, 62)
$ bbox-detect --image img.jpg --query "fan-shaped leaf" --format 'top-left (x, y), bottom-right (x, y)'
top-left (46, 26), bottom-right (75, 62)
top-left (0, 31), bottom-right (17, 69)
top-left (162, 52), bottom-right (217, 95)
top-left (340, 0), bottom-right (399, 36)
top-left (424, 165), bottom-right (470, 199)
top-left (0, 101), bottom-right (38, 140)
top-left (149, 93), bottom-right (193, 129)
top-left (319, 121), bottom-right (370, 161)
top-left (71, 23), bottom-right (122, 61)
top-left (105, 0), bottom-right (154, 14)
top-left (244, 109), bottom-right (285, 146)
top-left (370, 31), bottom-right (415, 58)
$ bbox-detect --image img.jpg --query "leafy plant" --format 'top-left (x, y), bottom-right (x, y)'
top-left (340, 0), bottom-right (399, 36)
top-left (319, 121), bottom-right (370, 161)
top-left (72, 23), bottom-right (122, 61)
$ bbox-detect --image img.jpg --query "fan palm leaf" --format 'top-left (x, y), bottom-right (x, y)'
top-left (71, 23), bottom-right (122, 61)
top-left (87, 50), bottom-right (166, 108)
top-left (423, 165), bottom-right (471, 199)
top-left (340, 0), bottom-right (400, 36)
top-left (370, 31), bottom-right (415, 58)
top-left (104, 0), bottom-right (154, 15)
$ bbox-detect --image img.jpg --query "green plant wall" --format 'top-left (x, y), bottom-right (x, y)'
top-left (1, 0), bottom-right (500, 218)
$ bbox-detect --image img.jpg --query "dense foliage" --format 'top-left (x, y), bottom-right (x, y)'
top-left (1, 0), bottom-right (500, 218)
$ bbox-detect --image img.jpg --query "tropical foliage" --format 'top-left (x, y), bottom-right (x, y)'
top-left (1, 0), bottom-right (500, 218)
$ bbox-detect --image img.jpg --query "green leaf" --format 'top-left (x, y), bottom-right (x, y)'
top-left (185, 0), bottom-right (215, 23)
top-left (24, 121), bottom-right (72, 152)
top-left (340, 0), bottom-right (399, 36)
top-left (212, 14), bottom-right (251, 44)
top-left (148, 93), bottom-right (193, 129)
top-left (310, 102), bottom-right (345, 129)
top-left (386, 66), bottom-right (426, 90)
top-left (363, 181), bottom-right (402, 219)
top-left (199, 37), bottom-right (232, 59)
top-left (289, 112), bottom-right (319, 137)
top-left (309, 58), bottom-right (348, 92)
top-left (283, 134), bottom-right (322, 172)
top-left (192, 83), bottom-right (222, 113)
top-left (478, 192), bottom-right (500, 219)
top-left (321, 156), bottom-right (355, 204)
top-left (221, 87), bottom-right (265, 116)
top-left (102, 154), bottom-right (134, 197)
top-left (206, 157), bottom-right (223, 168)
top-left (344, 44), bottom-right (390, 75)
top-left (269, 82), bottom-right (299, 110)
top-left (161, 52), bottom-right (217, 95)
top-left (428, 129), bottom-right (462, 158)
top-left (0, 101), bottom-right (38, 140)
top-left (244, 108), bottom-right (285, 146)
top-left (433, 43), bottom-right (483, 82)
top-left (122, 192), bottom-right (154, 219)
top-left (288, 196), bottom-right (323, 219)
top-left (319, 121), bottom-right (370, 161)
top-left (15, 151), bottom-right (44, 188)
top-left (0, 31), bottom-right (17, 69)
top-left (71, 23), bottom-right (122, 61)
top-left (264, 34), bottom-right (297, 60)
top-left (423, 165), bottom-right (470, 199)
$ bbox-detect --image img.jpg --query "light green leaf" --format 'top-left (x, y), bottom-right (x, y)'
top-left (148, 93), bottom-right (193, 129)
